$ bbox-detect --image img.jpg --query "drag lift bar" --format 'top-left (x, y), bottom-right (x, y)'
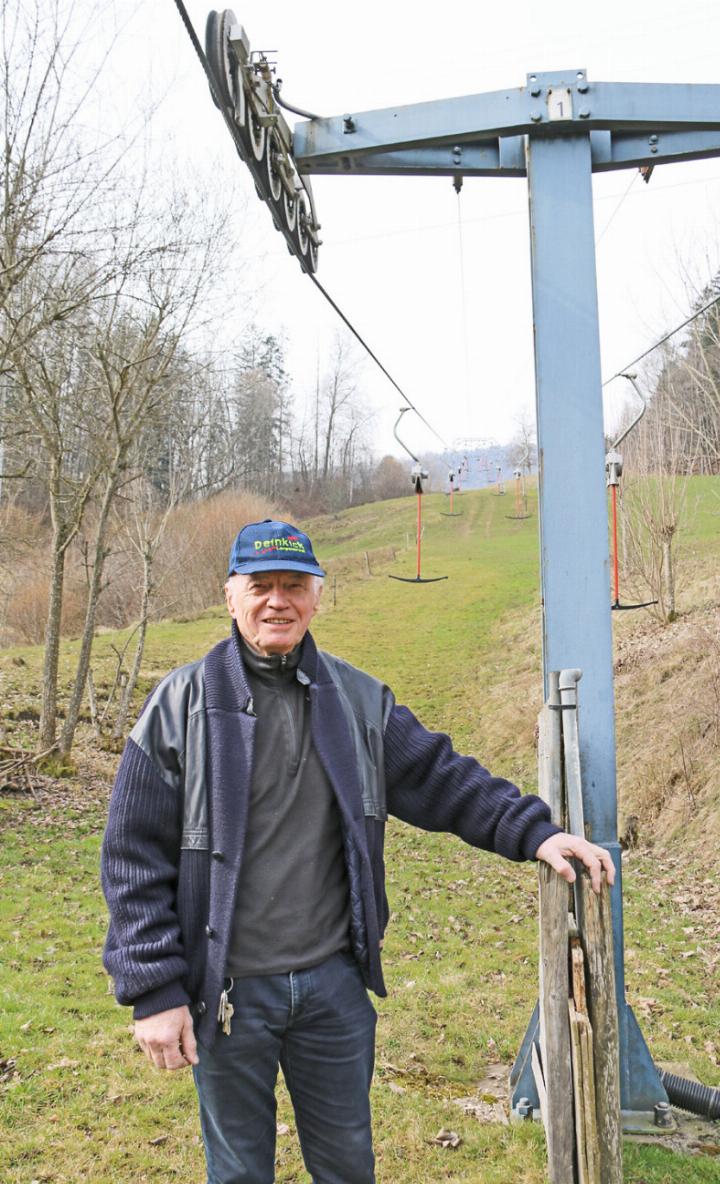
top-left (389, 409), bottom-right (448, 584)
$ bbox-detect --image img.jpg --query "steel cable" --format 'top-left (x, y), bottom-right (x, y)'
top-left (170, 0), bottom-right (448, 451)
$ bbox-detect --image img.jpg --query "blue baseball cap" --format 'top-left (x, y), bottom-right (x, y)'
top-left (227, 519), bottom-right (326, 578)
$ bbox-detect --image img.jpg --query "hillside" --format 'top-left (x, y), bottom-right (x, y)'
top-left (1, 480), bottom-right (719, 1182)
top-left (305, 477), bottom-right (720, 853)
top-left (3, 479), bottom-right (719, 848)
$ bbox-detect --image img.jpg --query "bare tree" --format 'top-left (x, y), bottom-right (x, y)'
top-left (0, 0), bottom-right (146, 750)
top-left (372, 454), bottom-right (408, 501)
top-left (106, 470), bottom-right (184, 743)
top-left (621, 369), bottom-right (697, 623)
top-left (290, 333), bottom-right (371, 510)
top-left (8, 309), bottom-right (106, 748)
top-left (1, 1), bottom-right (242, 757)
top-left (507, 407), bottom-right (537, 473)
top-left (57, 189), bottom-right (230, 758)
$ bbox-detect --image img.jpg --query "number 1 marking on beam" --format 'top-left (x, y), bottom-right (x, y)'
top-left (547, 88), bottom-right (573, 120)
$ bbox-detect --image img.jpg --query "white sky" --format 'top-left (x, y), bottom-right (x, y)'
top-left (106, 0), bottom-right (720, 457)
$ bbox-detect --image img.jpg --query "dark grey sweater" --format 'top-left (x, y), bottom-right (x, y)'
top-left (225, 639), bottom-right (350, 976)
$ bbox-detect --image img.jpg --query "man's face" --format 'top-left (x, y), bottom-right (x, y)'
top-left (224, 570), bottom-right (322, 655)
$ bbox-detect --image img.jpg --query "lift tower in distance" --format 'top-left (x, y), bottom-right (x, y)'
top-left (292, 68), bottom-right (720, 1126)
top-left (198, 11), bottom-right (720, 1125)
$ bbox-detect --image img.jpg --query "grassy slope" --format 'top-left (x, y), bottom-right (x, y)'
top-left (0, 482), bottom-right (719, 1183)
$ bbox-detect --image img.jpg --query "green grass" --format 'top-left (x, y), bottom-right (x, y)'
top-left (1, 480), bottom-right (719, 1181)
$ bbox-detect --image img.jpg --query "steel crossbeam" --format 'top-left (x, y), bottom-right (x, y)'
top-left (293, 128), bottom-right (720, 177)
top-left (293, 68), bottom-right (717, 1122)
top-left (294, 71), bottom-right (720, 172)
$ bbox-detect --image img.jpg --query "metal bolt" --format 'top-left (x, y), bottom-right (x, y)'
top-left (530, 85), bottom-right (541, 97)
top-left (654, 1102), bottom-right (673, 1128)
top-left (530, 110), bottom-right (542, 123)
top-left (577, 80), bottom-right (589, 93)
top-left (651, 144), bottom-right (658, 154)
top-left (343, 114), bottom-right (356, 133)
top-left (649, 134), bottom-right (659, 144)
top-left (452, 144), bottom-right (462, 159)
top-left (516, 1097), bottom-right (534, 1120)
top-left (579, 107), bottom-right (590, 119)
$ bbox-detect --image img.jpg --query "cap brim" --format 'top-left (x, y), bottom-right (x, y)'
top-left (228, 559), bottom-right (326, 578)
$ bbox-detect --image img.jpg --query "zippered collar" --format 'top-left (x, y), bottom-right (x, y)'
top-left (205, 625), bottom-right (322, 714)
top-left (238, 635), bottom-right (302, 684)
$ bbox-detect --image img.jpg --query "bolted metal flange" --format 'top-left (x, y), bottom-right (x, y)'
top-left (653, 1101), bottom-right (673, 1128)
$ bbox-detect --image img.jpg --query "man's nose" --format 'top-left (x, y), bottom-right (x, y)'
top-left (267, 584), bottom-right (290, 606)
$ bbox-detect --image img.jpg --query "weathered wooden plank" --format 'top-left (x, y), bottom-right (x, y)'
top-left (569, 1000), bottom-right (602, 1184)
top-left (538, 862), bottom-right (575, 1183)
top-left (576, 871), bottom-right (623, 1184)
top-left (568, 1001), bottom-right (589, 1184)
top-left (578, 1010), bottom-right (601, 1184)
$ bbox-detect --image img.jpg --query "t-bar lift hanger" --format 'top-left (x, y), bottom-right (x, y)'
top-left (441, 465), bottom-right (462, 517)
top-left (506, 447), bottom-right (532, 520)
top-left (388, 409), bottom-right (448, 584)
top-left (606, 373), bottom-right (658, 611)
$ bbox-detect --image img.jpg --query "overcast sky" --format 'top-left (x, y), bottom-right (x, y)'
top-left (106, 0), bottom-right (720, 458)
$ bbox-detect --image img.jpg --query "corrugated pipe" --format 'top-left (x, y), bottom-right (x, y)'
top-left (658, 1068), bottom-right (720, 1120)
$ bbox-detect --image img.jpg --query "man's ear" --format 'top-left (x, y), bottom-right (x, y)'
top-left (224, 580), bottom-right (236, 618)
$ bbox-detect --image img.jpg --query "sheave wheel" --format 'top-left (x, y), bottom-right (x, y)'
top-left (205, 10), bottom-right (240, 117)
top-left (265, 127), bottom-right (284, 204)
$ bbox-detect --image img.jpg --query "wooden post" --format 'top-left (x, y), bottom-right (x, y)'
top-left (536, 681), bottom-right (576, 1181)
top-left (576, 871), bottom-right (623, 1184)
top-left (534, 678), bottom-right (622, 1184)
top-left (537, 864), bottom-right (575, 1182)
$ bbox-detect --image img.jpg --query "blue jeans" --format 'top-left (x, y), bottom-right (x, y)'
top-left (193, 952), bottom-right (377, 1184)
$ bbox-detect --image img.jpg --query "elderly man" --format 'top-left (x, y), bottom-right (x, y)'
top-left (102, 517), bottom-right (614, 1184)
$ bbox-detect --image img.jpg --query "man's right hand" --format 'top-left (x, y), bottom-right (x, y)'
top-left (134, 1005), bottom-right (199, 1070)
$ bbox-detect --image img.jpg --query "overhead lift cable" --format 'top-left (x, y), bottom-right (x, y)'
top-left (454, 181), bottom-right (473, 430)
top-left (305, 273), bottom-right (448, 449)
top-left (604, 288), bottom-right (720, 387)
top-left (171, 0), bottom-right (447, 452)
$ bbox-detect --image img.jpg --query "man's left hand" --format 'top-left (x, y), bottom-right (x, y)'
top-left (535, 833), bottom-right (616, 895)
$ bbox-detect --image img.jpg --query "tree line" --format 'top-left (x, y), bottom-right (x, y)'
top-left (0, 0), bottom-right (408, 762)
